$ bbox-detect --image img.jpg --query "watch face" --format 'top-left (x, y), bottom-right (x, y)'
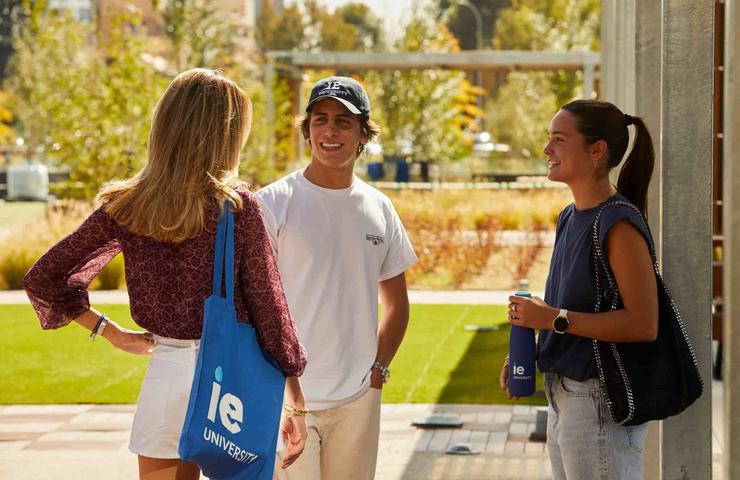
top-left (554, 315), bottom-right (568, 333)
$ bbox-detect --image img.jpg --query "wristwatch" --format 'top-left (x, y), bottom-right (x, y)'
top-left (372, 361), bottom-right (390, 384)
top-left (553, 309), bottom-right (570, 334)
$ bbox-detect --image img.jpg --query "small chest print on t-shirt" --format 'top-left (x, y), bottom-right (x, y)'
top-left (365, 234), bottom-right (384, 245)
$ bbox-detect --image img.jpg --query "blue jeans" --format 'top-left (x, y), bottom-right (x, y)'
top-left (544, 373), bottom-right (648, 480)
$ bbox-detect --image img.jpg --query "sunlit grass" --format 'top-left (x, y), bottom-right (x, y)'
top-left (1, 303), bottom-right (546, 406)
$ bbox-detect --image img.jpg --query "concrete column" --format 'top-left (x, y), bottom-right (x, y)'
top-left (660, 0), bottom-right (714, 478)
top-left (633, 3), bottom-right (662, 477)
top-left (600, 0), bottom-right (618, 101)
top-left (634, 1), bottom-right (663, 237)
top-left (723, 1), bottom-right (740, 477)
top-left (600, 0), bottom-right (636, 111)
top-left (583, 62), bottom-right (596, 99)
top-left (600, 0), bottom-right (636, 190)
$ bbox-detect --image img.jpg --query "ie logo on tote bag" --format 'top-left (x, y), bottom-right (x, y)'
top-left (179, 203), bottom-right (286, 479)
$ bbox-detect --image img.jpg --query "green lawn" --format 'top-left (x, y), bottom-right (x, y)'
top-left (0, 201), bottom-right (46, 230)
top-left (0, 304), bottom-right (546, 406)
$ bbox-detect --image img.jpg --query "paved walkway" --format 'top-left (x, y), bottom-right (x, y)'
top-left (0, 403), bottom-right (551, 480)
top-left (0, 382), bottom-right (726, 480)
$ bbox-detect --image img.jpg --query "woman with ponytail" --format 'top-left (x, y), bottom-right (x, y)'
top-left (499, 99), bottom-right (658, 479)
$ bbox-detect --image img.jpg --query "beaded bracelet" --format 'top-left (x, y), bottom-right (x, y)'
top-left (283, 405), bottom-right (309, 417)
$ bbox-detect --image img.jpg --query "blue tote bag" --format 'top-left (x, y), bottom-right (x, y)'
top-left (179, 203), bottom-right (286, 479)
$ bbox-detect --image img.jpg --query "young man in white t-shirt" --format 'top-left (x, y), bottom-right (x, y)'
top-left (257, 76), bottom-right (417, 480)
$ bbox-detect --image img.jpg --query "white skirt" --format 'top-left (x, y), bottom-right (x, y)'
top-left (129, 335), bottom-right (199, 459)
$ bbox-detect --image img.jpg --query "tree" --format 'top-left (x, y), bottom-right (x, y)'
top-left (487, 72), bottom-right (558, 164)
top-left (157, 0), bottom-right (249, 72)
top-left (256, 1), bottom-right (377, 54)
top-left (255, 1), bottom-right (305, 52)
top-left (0, 0), bottom-right (22, 82)
top-left (336, 3), bottom-right (382, 50)
top-left (492, 0), bottom-right (600, 105)
top-left (487, 0), bottom-right (600, 167)
top-left (363, 15), bottom-right (480, 165)
top-left (235, 76), bottom-right (294, 186)
top-left (436, 0), bottom-right (510, 50)
top-left (4, 3), bottom-right (167, 197)
top-left (303, 0), bottom-right (367, 52)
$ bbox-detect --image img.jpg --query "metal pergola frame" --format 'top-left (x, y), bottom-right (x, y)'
top-left (263, 50), bottom-right (600, 164)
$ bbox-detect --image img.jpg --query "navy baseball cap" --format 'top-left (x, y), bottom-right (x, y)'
top-left (306, 76), bottom-right (371, 115)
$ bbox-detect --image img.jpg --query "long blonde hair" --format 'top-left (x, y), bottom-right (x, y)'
top-left (98, 68), bottom-right (251, 243)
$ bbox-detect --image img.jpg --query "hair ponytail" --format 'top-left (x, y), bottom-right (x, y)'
top-left (561, 99), bottom-right (656, 218)
top-left (616, 116), bottom-right (655, 218)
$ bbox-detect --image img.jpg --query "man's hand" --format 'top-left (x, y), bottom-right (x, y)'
top-left (280, 415), bottom-right (307, 469)
top-left (370, 367), bottom-right (384, 389)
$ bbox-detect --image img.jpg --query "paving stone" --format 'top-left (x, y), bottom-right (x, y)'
top-left (0, 422), bottom-right (63, 433)
top-left (485, 432), bottom-right (507, 454)
top-left (92, 405), bottom-right (137, 413)
top-left (0, 440), bottom-right (30, 451)
top-left (1, 405), bottom-right (90, 415)
top-left (26, 441), bottom-right (123, 450)
top-left (495, 411), bottom-right (512, 423)
top-left (449, 428), bottom-right (471, 445)
top-left (38, 430), bottom-right (130, 443)
top-left (504, 441), bottom-right (525, 454)
top-left (525, 442), bottom-right (545, 454)
top-left (512, 405), bottom-right (533, 415)
top-left (463, 421), bottom-right (508, 432)
top-left (0, 432), bottom-right (42, 441)
top-left (512, 413), bottom-right (535, 423)
top-left (427, 429), bottom-right (452, 452)
top-left (476, 412), bottom-right (495, 423)
top-left (469, 430), bottom-right (489, 451)
top-left (507, 434), bottom-right (529, 443)
top-left (509, 422), bottom-right (529, 435)
top-left (412, 429), bottom-right (434, 452)
top-left (0, 414), bottom-right (74, 423)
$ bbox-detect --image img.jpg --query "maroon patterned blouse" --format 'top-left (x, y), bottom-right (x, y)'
top-left (23, 189), bottom-right (307, 377)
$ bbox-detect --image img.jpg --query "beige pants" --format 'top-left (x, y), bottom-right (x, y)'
top-left (275, 387), bottom-right (382, 480)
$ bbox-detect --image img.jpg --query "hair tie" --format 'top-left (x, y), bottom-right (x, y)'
top-left (624, 114), bottom-right (634, 126)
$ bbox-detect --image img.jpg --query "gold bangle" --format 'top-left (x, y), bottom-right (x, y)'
top-left (283, 405), bottom-right (309, 417)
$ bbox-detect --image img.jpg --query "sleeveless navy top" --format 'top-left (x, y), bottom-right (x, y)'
top-left (537, 193), bottom-right (653, 381)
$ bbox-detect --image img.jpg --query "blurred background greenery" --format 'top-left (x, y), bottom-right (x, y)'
top-left (0, 0), bottom-right (597, 290)
top-left (0, 0), bottom-right (599, 189)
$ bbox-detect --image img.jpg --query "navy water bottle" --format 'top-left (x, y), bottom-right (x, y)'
top-left (508, 290), bottom-right (536, 396)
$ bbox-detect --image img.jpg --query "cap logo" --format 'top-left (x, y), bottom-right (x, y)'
top-left (326, 81), bottom-right (342, 90)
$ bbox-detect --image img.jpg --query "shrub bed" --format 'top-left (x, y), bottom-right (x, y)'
top-left (0, 189), bottom-right (571, 290)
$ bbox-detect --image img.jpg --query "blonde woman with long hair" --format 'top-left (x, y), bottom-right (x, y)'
top-left (24, 68), bottom-right (308, 480)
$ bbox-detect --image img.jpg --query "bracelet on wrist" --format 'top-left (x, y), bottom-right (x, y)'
top-left (89, 314), bottom-right (109, 342)
top-left (372, 361), bottom-right (390, 384)
top-left (283, 405), bottom-right (309, 417)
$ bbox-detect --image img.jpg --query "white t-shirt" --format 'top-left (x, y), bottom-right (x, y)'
top-left (256, 171), bottom-right (417, 410)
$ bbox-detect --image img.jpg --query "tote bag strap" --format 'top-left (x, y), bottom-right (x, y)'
top-left (211, 201), bottom-right (235, 302)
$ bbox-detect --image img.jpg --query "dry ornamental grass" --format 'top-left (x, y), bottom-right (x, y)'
top-left (385, 188), bottom-right (570, 289)
top-left (0, 189), bottom-right (571, 290)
